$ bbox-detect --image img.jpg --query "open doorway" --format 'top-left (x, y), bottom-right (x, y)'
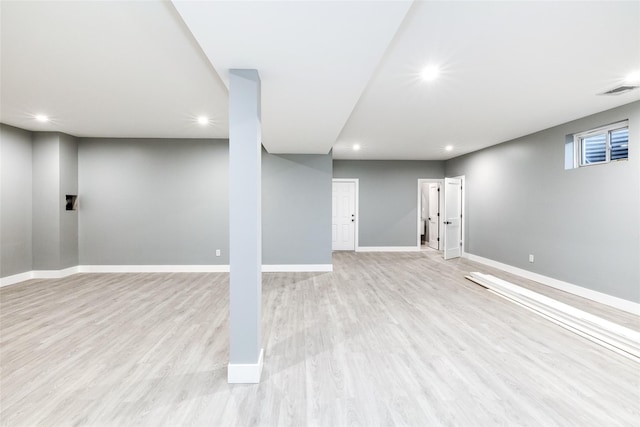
top-left (417, 179), bottom-right (444, 251)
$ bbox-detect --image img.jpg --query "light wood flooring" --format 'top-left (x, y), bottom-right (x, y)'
top-left (1, 251), bottom-right (639, 426)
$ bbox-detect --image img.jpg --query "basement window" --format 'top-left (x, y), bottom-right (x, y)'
top-left (572, 121), bottom-right (629, 167)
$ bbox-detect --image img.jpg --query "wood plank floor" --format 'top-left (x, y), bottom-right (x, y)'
top-left (1, 251), bottom-right (639, 426)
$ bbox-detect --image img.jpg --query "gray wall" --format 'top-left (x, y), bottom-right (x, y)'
top-left (3, 131), bottom-right (333, 270)
top-left (333, 160), bottom-right (445, 247)
top-left (0, 124), bottom-right (33, 277)
top-left (31, 132), bottom-right (79, 270)
top-left (32, 133), bottom-right (61, 270)
top-left (59, 133), bottom-right (79, 268)
top-left (445, 101), bottom-right (640, 302)
top-left (78, 138), bottom-right (333, 266)
top-left (263, 152), bottom-right (332, 265)
top-left (78, 138), bottom-right (230, 265)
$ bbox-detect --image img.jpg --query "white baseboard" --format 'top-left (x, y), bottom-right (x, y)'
top-left (32, 266), bottom-right (80, 279)
top-left (356, 246), bottom-right (420, 252)
top-left (78, 265), bottom-right (230, 273)
top-left (80, 264), bottom-right (333, 273)
top-left (262, 264), bottom-right (332, 272)
top-left (463, 253), bottom-right (639, 315)
top-left (228, 348), bottom-right (264, 384)
top-left (1, 271), bottom-right (34, 287)
top-left (1, 263), bottom-right (335, 286)
top-left (1, 266), bottom-right (79, 287)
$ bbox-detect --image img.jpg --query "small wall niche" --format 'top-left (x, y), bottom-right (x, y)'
top-left (65, 195), bottom-right (78, 211)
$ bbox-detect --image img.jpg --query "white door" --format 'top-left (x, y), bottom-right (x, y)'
top-left (332, 181), bottom-right (356, 250)
top-left (443, 177), bottom-right (462, 260)
top-left (428, 183), bottom-right (440, 250)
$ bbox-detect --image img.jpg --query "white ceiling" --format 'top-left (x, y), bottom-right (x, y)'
top-left (171, 0), bottom-right (412, 155)
top-left (1, 1), bottom-right (639, 160)
top-left (334, 1), bottom-right (640, 160)
top-left (0, 1), bottom-right (229, 139)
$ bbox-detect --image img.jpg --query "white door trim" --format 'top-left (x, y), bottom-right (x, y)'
top-left (443, 177), bottom-right (462, 259)
top-left (417, 179), bottom-right (444, 250)
top-left (332, 178), bottom-right (359, 251)
top-left (455, 175), bottom-right (466, 258)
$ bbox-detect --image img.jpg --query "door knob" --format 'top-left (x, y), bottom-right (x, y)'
top-left (444, 221), bottom-right (452, 225)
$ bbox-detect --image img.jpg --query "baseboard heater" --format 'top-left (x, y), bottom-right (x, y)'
top-left (466, 272), bottom-right (640, 363)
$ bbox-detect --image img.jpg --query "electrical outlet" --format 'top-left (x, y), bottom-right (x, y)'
top-left (216, 249), bottom-right (221, 257)
top-left (529, 254), bottom-right (534, 263)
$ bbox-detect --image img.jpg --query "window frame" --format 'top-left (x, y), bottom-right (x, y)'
top-left (573, 120), bottom-right (629, 167)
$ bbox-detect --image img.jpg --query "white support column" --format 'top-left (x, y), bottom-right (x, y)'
top-left (228, 69), bottom-right (263, 384)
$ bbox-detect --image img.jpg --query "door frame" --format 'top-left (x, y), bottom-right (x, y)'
top-left (416, 179), bottom-right (445, 250)
top-left (443, 175), bottom-right (466, 258)
top-left (332, 178), bottom-right (359, 251)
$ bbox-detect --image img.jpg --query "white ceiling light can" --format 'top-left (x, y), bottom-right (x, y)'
top-left (625, 70), bottom-right (640, 85)
top-left (35, 114), bottom-right (49, 122)
top-left (197, 116), bottom-right (209, 125)
top-left (421, 65), bottom-right (440, 82)
top-left (445, 145), bottom-right (453, 151)
top-left (353, 143), bottom-right (361, 151)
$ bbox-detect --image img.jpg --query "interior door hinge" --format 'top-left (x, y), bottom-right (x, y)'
top-left (437, 237), bottom-right (440, 242)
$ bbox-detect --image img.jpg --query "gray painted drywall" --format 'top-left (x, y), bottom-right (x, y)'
top-left (263, 151), bottom-right (332, 265)
top-left (229, 69), bottom-right (262, 367)
top-left (0, 124), bottom-right (33, 277)
top-left (32, 133), bottom-right (61, 270)
top-left (333, 160), bottom-right (445, 247)
top-left (445, 101), bottom-right (640, 303)
top-left (78, 137), bottom-right (332, 267)
top-left (78, 138), bottom-right (229, 265)
top-left (59, 133), bottom-right (79, 269)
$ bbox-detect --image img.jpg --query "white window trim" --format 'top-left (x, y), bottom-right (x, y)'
top-left (573, 120), bottom-right (628, 167)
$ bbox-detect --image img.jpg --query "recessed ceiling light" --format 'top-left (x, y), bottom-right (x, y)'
top-left (353, 144), bottom-right (361, 151)
top-left (197, 116), bottom-right (209, 125)
top-left (445, 145), bottom-right (453, 151)
top-left (35, 114), bottom-right (49, 122)
top-left (421, 65), bottom-right (440, 82)
top-left (625, 70), bottom-right (640, 85)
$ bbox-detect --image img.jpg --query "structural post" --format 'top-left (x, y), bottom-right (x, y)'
top-left (228, 69), bottom-right (263, 383)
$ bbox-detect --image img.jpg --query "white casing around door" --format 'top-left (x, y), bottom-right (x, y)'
top-left (428, 183), bottom-right (440, 250)
top-left (332, 181), bottom-right (356, 250)
top-left (443, 177), bottom-right (462, 260)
